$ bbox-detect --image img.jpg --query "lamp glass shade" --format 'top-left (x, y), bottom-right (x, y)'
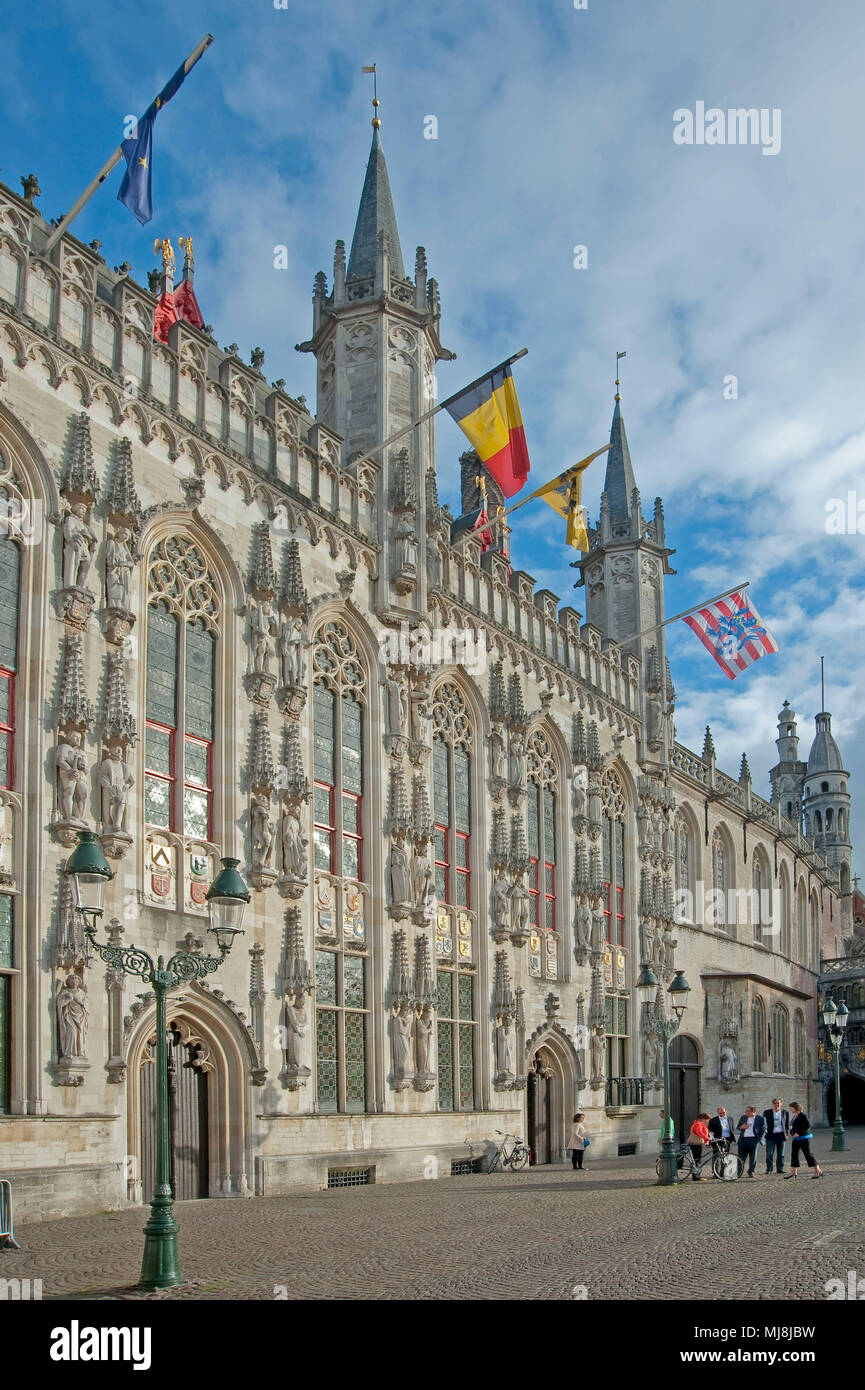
top-left (668, 969), bottom-right (691, 1017)
top-left (835, 1001), bottom-right (849, 1029)
top-left (637, 963), bottom-right (659, 993)
top-left (64, 830), bottom-right (114, 914)
top-left (820, 998), bottom-right (837, 1030)
top-left (205, 857), bottom-right (250, 949)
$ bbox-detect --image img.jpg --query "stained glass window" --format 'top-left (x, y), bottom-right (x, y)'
top-left (145, 541), bottom-right (218, 839)
top-left (605, 994), bottom-right (628, 1078)
top-left (0, 894), bottom-right (10, 1113)
top-left (771, 1003), bottom-right (789, 1074)
top-left (526, 731), bottom-right (557, 949)
top-left (712, 832), bottom-right (727, 928)
top-left (752, 998), bottom-right (765, 1072)
top-left (431, 683), bottom-right (472, 911)
top-left (0, 895), bottom-right (11, 969)
top-left (436, 968), bottom-right (476, 1112)
top-left (311, 622), bottom-right (369, 1115)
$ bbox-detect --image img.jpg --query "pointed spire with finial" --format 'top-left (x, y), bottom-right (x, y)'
top-left (602, 353), bottom-right (637, 524)
top-left (348, 67), bottom-right (405, 282)
top-left (702, 725), bottom-right (716, 762)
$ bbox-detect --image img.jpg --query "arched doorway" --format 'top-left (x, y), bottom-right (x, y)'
top-left (527, 1048), bottom-right (556, 1165)
top-left (126, 984), bottom-right (258, 1203)
top-left (669, 1034), bottom-right (701, 1141)
top-left (139, 1020), bottom-right (210, 1202)
top-left (827, 1073), bottom-right (865, 1126)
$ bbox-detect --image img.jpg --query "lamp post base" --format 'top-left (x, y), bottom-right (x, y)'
top-left (831, 1124), bottom-right (846, 1153)
top-left (137, 1196), bottom-right (183, 1290)
top-left (656, 1141), bottom-right (680, 1187)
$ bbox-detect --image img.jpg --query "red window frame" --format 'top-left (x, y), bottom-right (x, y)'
top-left (341, 789), bottom-right (362, 881)
top-left (455, 830), bottom-right (470, 909)
top-left (0, 669), bottom-right (14, 790)
top-left (434, 823), bottom-right (449, 903)
top-left (603, 820), bottom-right (625, 947)
top-left (144, 719), bottom-right (176, 831)
top-left (183, 733), bottom-right (212, 840)
top-left (314, 780), bottom-right (335, 873)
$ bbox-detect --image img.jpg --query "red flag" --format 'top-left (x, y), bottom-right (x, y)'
top-left (173, 278), bottom-right (205, 330)
top-left (471, 507), bottom-right (494, 553)
top-left (682, 591), bottom-right (779, 680)
top-left (153, 291), bottom-right (178, 344)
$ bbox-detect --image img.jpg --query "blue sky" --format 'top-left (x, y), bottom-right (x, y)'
top-left (3, 0), bottom-right (864, 872)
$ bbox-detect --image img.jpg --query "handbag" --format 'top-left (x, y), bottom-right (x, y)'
top-left (583, 1137), bottom-right (590, 1148)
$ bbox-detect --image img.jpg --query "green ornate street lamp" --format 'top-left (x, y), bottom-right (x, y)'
top-left (820, 994), bottom-right (849, 1153)
top-left (64, 831), bottom-right (250, 1290)
top-left (638, 963), bottom-right (691, 1186)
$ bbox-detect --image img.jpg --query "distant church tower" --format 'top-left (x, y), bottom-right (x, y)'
top-left (768, 700), bottom-right (807, 826)
top-left (802, 705), bottom-right (853, 933)
top-left (575, 385), bottom-right (676, 767)
top-left (297, 101), bottom-right (454, 614)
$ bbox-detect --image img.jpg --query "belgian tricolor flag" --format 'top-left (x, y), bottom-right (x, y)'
top-left (444, 364), bottom-right (530, 498)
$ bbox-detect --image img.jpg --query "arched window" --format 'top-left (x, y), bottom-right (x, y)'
top-left (771, 1003), bottom-right (790, 1074)
top-left (797, 882), bottom-right (808, 964)
top-left (793, 1010), bottom-right (806, 1077)
top-left (810, 893), bottom-right (820, 970)
top-left (752, 852), bottom-right (769, 944)
top-left (310, 619), bottom-right (368, 1116)
top-left (779, 867), bottom-right (791, 957)
top-left (144, 537), bottom-right (219, 838)
top-left (814, 809), bottom-right (822, 834)
top-left (826, 808), bottom-right (834, 832)
top-left (712, 830), bottom-right (728, 930)
top-left (601, 768), bottom-right (626, 948)
top-left (752, 997), bottom-right (766, 1072)
top-left (526, 728), bottom-right (558, 980)
top-left (432, 681), bottom-right (476, 1112)
top-left (675, 813), bottom-right (691, 895)
top-left (0, 531), bottom-right (20, 790)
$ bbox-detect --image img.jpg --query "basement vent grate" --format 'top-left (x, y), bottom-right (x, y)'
top-left (451, 1159), bottom-right (483, 1176)
top-left (327, 1167), bottom-right (372, 1188)
top-left (617, 1143), bottom-right (638, 1157)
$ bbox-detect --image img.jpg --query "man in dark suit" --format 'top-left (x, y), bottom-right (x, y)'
top-left (708, 1107), bottom-right (735, 1149)
top-left (736, 1106), bottom-right (767, 1176)
top-left (763, 1098), bottom-right (791, 1174)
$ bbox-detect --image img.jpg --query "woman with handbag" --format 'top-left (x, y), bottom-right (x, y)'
top-left (687, 1113), bottom-right (711, 1181)
top-left (568, 1113), bottom-right (588, 1170)
top-left (784, 1102), bottom-right (823, 1179)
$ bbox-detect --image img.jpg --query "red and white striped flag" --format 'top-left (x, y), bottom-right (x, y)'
top-left (682, 590), bottom-right (779, 680)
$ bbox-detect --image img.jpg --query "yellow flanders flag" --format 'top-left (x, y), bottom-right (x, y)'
top-left (533, 444), bottom-right (610, 552)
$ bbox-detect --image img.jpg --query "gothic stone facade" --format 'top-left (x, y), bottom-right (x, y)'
top-left (0, 146), bottom-right (849, 1218)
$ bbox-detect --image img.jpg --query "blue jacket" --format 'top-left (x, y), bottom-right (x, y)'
top-left (763, 1106), bottom-right (791, 1139)
top-left (736, 1113), bottom-right (767, 1142)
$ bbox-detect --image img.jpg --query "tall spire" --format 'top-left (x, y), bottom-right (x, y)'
top-left (347, 126), bottom-right (405, 282)
top-left (602, 394), bottom-right (637, 524)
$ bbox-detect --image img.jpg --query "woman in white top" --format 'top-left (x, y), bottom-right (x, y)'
top-left (568, 1112), bottom-right (588, 1170)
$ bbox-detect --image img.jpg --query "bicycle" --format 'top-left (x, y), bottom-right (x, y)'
top-left (656, 1138), bottom-right (743, 1182)
top-left (489, 1130), bottom-right (531, 1172)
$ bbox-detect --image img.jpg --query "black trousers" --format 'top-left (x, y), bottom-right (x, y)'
top-left (765, 1133), bottom-right (786, 1171)
top-left (571, 1148), bottom-right (584, 1169)
top-left (790, 1137), bottom-right (817, 1168)
top-left (738, 1137), bottom-right (759, 1174)
top-left (688, 1142), bottom-right (702, 1178)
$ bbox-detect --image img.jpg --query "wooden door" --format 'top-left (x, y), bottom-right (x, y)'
top-left (140, 1022), bottom-right (209, 1202)
top-left (669, 1034), bottom-right (700, 1142)
top-left (527, 1052), bottom-right (553, 1164)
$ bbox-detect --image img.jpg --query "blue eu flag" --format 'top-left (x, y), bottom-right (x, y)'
top-left (117, 60), bottom-right (187, 225)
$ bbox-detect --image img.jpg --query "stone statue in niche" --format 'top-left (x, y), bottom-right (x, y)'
top-left (639, 920), bottom-right (655, 966)
top-left (410, 699), bottom-right (429, 749)
top-left (56, 972), bottom-right (89, 1059)
top-left (590, 911), bottom-right (604, 954)
top-left (493, 872), bottom-right (511, 935)
top-left (281, 805), bottom-right (308, 878)
top-left (490, 727), bottom-right (507, 782)
top-left (495, 1016), bottom-right (514, 1075)
top-left (508, 732), bottom-right (526, 789)
top-left (510, 873), bottom-right (530, 937)
top-left (390, 1001), bottom-right (413, 1082)
top-left (105, 528), bottom-right (134, 610)
top-left (662, 926), bottom-right (676, 975)
top-left (279, 615), bottom-right (305, 687)
top-left (250, 794), bottom-right (275, 869)
top-left (384, 674), bottom-right (407, 740)
top-left (283, 990), bottom-right (309, 1071)
top-left (411, 849), bottom-right (434, 909)
top-left (426, 535), bottom-right (441, 588)
top-left (415, 1004), bottom-right (434, 1075)
top-left (62, 504), bottom-right (98, 590)
top-left (719, 1042), bottom-right (738, 1083)
top-left (390, 838), bottom-right (412, 907)
top-left (56, 733), bottom-right (88, 822)
top-left (590, 1025), bottom-right (605, 1081)
top-left (98, 745), bottom-right (134, 833)
top-left (250, 597), bottom-right (277, 674)
top-left (393, 515), bottom-right (418, 575)
top-left (652, 925), bottom-right (664, 970)
top-left (572, 776), bottom-right (587, 819)
top-left (575, 901), bottom-right (592, 953)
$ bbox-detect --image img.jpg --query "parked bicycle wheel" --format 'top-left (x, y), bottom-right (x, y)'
top-left (713, 1150), bottom-right (743, 1180)
top-left (509, 1145), bottom-right (529, 1171)
top-left (656, 1154), bottom-right (690, 1181)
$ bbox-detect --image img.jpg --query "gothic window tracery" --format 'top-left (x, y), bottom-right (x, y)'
top-left (431, 680), bottom-right (475, 1111)
top-left (771, 1003), bottom-right (790, 1074)
top-left (527, 728), bottom-right (558, 978)
top-left (712, 830), bottom-right (728, 930)
top-left (310, 619), bottom-right (368, 1115)
top-left (793, 1009), bottom-right (806, 1077)
top-left (144, 537), bottom-right (219, 839)
top-left (601, 768), bottom-right (626, 948)
top-left (752, 996), bottom-right (766, 1072)
top-left (0, 522), bottom-right (20, 790)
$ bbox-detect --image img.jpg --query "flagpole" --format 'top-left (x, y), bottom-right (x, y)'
top-left (608, 583), bottom-right (751, 650)
top-left (42, 34), bottom-right (214, 256)
top-left (359, 348), bottom-right (528, 464)
top-left (497, 444), bottom-right (612, 519)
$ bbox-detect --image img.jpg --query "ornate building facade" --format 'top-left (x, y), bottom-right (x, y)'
top-left (0, 127), bottom-right (853, 1217)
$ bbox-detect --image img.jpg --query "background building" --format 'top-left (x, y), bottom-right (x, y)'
top-left (0, 123), bottom-right (851, 1218)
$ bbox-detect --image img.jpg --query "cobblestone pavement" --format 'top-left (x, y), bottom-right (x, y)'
top-left (5, 1130), bottom-right (865, 1301)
